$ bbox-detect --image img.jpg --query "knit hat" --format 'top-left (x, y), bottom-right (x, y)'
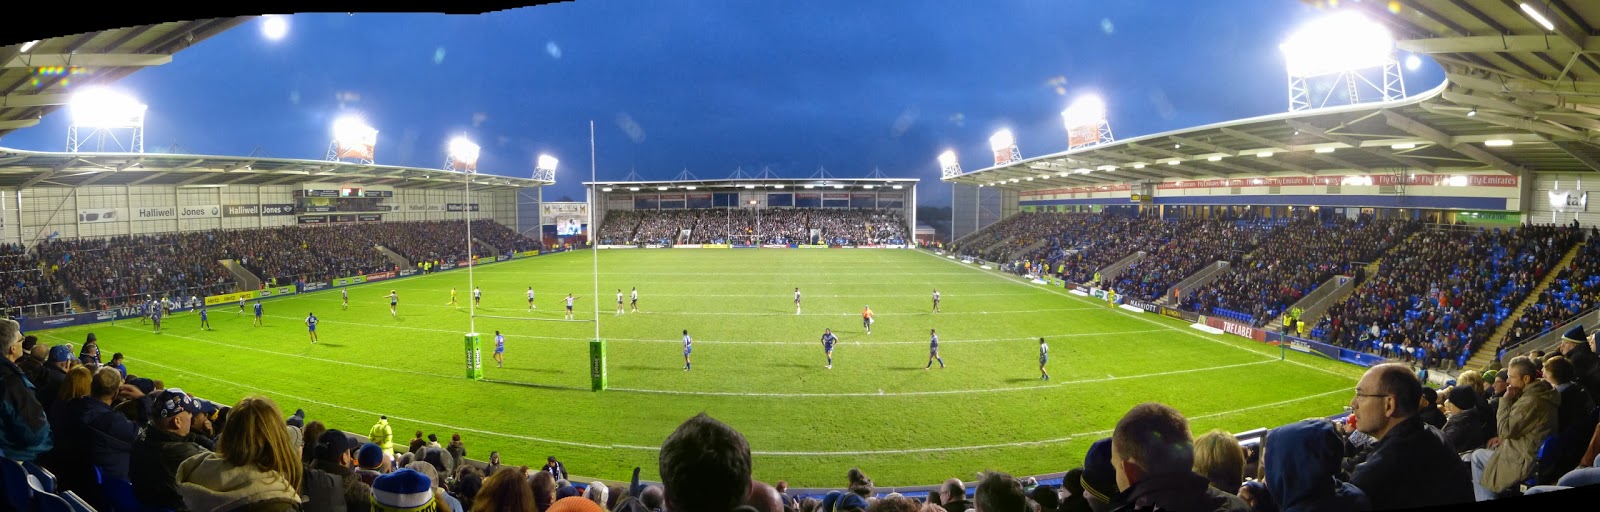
top-left (1562, 325), bottom-right (1587, 344)
top-left (834, 493), bottom-right (869, 512)
top-left (1446, 385), bottom-right (1479, 410)
top-left (557, 485), bottom-right (582, 500)
top-left (286, 425), bottom-right (304, 455)
top-left (550, 496), bottom-right (605, 512)
top-left (358, 442), bottom-right (384, 469)
top-left (317, 429), bottom-right (353, 462)
top-left (820, 491), bottom-right (842, 512)
top-left (371, 468), bottom-right (436, 511)
top-left (286, 408), bottom-right (306, 428)
top-left (1081, 437), bottom-right (1118, 503)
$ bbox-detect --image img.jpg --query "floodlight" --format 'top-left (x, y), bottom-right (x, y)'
top-left (1280, 10), bottom-right (1395, 77)
top-left (774, 185), bottom-right (784, 189)
top-left (685, 186), bottom-right (697, 190)
top-left (1484, 139), bottom-right (1514, 147)
top-left (1258, 151), bottom-right (1274, 158)
top-left (1391, 143), bottom-right (1416, 149)
top-left (602, 187), bottom-right (613, 192)
top-left (893, 185), bottom-right (903, 189)
top-left (1520, 2), bottom-right (1556, 31)
top-left (537, 154), bottom-right (559, 171)
top-left (938, 150), bottom-right (958, 167)
top-left (989, 129), bottom-right (1016, 151)
top-left (69, 87), bottom-right (147, 128)
top-left (447, 136), bottom-right (480, 172)
top-left (629, 187), bottom-right (640, 191)
top-left (1315, 147), bottom-right (1336, 153)
top-left (1061, 95), bottom-right (1108, 128)
top-left (865, 185), bottom-right (876, 189)
top-left (1133, 163), bottom-right (1146, 169)
top-left (1208, 156), bottom-right (1223, 161)
top-left (658, 186), bottom-right (669, 191)
top-left (1168, 160), bottom-right (1180, 165)
top-left (333, 116), bottom-right (377, 145)
top-left (261, 15), bottom-right (289, 40)
top-left (20, 40), bottom-right (38, 53)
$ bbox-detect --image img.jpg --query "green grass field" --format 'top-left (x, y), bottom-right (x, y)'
top-left (30, 248), bottom-right (1366, 488)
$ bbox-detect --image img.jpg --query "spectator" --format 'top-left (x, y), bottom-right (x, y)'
top-left (1557, 325), bottom-right (1600, 405)
top-left (938, 478), bottom-right (972, 512)
top-left (406, 460), bottom-right (462, 512)
top-left (0, 318), bottom-right (51, 462)
top-left (543, 455), bottom-right (569, 481)
top-left (368, 468), bottom-right (439, 512)
top-left (1192, 429), bottom-right (1245, 494)
top-left (130, 388), bottom-right (212, 511)
top-left (1107, 403), bottom-right (1249, 512)
top-left (1539, 355), bottom-right (1597, 483)
top-left (1467, 356), bottom-right (1558, 501)
top-left (60, 366), bottom-right (140, 508)
top-left (1418, 387), bottom-right (1446, 429)
top-left (1235, 481), bottom-right (1274, 512)
top-left (356, 442), bottom-right (386, 486)
top-left (974, 471), bottom-right (1027, 512)
top-left (658, 412), bottom-right (752, 512)
top-left (746, 480), bottom-right (784, 512)
top-left (473, 464), bottom-right (534, 512)
top-left (1440, 385), bottom-right (1489, 454)
top-left (1263, 418), bottom-right (1369, 512)
top-left (305, 428), bottom-right (374, 512)
top-left (1080, 438), bottom-right (1121, 512)
top-left (174, 395), bottom-right (304, 511)
top-left (531, 470), bottom-right (558, 512)
top-left (1346, 363), bottom-right (1473, 509)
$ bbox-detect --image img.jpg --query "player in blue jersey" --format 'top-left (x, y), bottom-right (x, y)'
top-left (253, 300), bottom-right (264, 327)
top-left (1039, 337), bottom-right (1050, 381)
top-left (342, 288), bottom-right (349, 310)
top-left (493, 330), bottom-right (505, 368)
top-left (681, 329), bottom-right (693, 371)
top-left (151, 305), bottom-right (163, 333)
top-left (199, 304), bottom-right (211, 331)
top-left (387, 290), bottom-right (399, 317)
top-left (926, 329), bottom-right (944, 369)
top-left (306, 312), bottom-right (319, 344)
top-left (821, 328), bottom-right (837, 369)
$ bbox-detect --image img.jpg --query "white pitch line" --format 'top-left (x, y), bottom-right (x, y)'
top-left (284, 297), bottom-right (1099, 317)
top-left (609, 359), bottom-right (1275, 397)
top-left (127, 355), bottom-right (1351, 456)
top-left (109, 325), bottom-right (465, 382)
top-left (915, 250), bottom-right (1361, 381)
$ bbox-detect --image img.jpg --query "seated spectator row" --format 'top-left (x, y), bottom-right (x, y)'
top-left (1501, 227), bottom-right (1600, 353)
top-left (1313, 224), bottom-right (1581, 369)
top-left (1110, 217), bottom-right (1271, 302)
top-left (1183, 214), bottom-right (1420, 327)
top-left (599, 208), bottom-right (909, 246)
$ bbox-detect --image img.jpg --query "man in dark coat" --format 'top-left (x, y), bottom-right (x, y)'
top-left (129, 389), bottom-right (210, 511)
top-left (1347, 363), bottom-right (1475, 509)
top-left (1440, 385), bottom-right (1489, 454)
top-left (1558, 325), bottom-right (1600, 405)
top-left (1108, 402), bottom-right (1250, 512)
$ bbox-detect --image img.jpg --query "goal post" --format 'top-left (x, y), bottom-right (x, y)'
top-left (590, 339), bottom-right (607, 391)
top-left (465, 333), bottom-right (483, 380)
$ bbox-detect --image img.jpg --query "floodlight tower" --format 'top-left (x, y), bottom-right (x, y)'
top-left (938, 150), bottom-right (963, 179)
top-left (1280, 10), bottom-right (1405, 111)
top-left (66, 87), bottom-right (146, 153)
top-left (446, 135), bottom-right (483, 352)
top-left (535, 154), bottom-right (558, 183)
top-left (327, 115), bottom-right (378, 164)
top-left (990, 129), bottom-right (1022, 166)
top-left (1062, 95), bottom-right (1114, 150)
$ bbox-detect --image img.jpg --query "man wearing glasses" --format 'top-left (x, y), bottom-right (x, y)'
top-left (1346, 363), bottom-right (1474, 509)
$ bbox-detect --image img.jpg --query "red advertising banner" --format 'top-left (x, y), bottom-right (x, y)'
top-left (1204, 316), bottom-right (1268, 343)
top-left (1153, 174), bottom-right (1520, 190)
top-left (1020, 183), bottom-right (1134, 199)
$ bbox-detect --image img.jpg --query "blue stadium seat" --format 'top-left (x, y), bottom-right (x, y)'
top-left (24, 460), bottom-right (55, 493)
top-left (3, 458), bottom-right (34, 512)
top-left (59, 491), bottom-right (95, 512)
top-left (32, 491), bottom-right (72, 512)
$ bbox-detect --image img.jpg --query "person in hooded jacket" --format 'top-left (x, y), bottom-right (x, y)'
top-left (1264, 418), bottom-right (1370, 512)
top-left (1468, 355), bottom-right (1560, 501)
top-left (1108, 402), bottom-right (1250, 512)
top-left (1439, 385), bottom-right (1489, 454)
top-left (1556, 325), bottom-right (1600, 405)
top-left (175, 395), bottom-right (304, 512)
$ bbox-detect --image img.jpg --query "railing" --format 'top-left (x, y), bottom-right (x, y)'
top-left (1, 301), bottom-right (71, 319)
top-left (1497, 305), bottom-right (1600, 360)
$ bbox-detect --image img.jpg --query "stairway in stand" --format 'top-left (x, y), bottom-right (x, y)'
top-left (1465, 241), bottom-right (1585, 372)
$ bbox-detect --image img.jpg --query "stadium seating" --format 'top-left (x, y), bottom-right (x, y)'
top-left (598, 208), bottom-right (909, 246)
top-left (1111, 217), bottom-right (1270, 302)
top-left (0, 243), bottom-right (72, 316)
top-left (1501, 229), bottom-right (1600, 352)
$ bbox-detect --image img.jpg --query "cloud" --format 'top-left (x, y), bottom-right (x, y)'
top-left (615, 112), bottom-right (646, 143)
top-left (1101, 18), bottom-right (1115, 35)
top-left (890, 106), bottom-right (919, 138)
top-left (473, 112), bottom-right (488, 127)
top-left (948, 113), bottom-right (965, 127)
top-left (433, 47), bottom-right (446, 64)
top-left (546, 41), bottom-right (562, 59)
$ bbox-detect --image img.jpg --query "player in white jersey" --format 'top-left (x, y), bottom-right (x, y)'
top-left (932, 289), bottom-right (941, 313)
top-left (342, 288), bottom-right (349, 310)
top-left (473, 286), bottom-right (482, 307)
top-left (527, 287), bottom-right (537, 311)
top-left (630, 287), bottom-right (639, 313)
top-left (794, 288), bottom-right (802, 315)
top-left (388, 290), bottom-right (399, 317)
top-left (1039, 337), bottom-right (1050, 381)
top-left (681, 329), bottom-right (692, 371)
top-left (926, 329), bottom-right (944, 369)
top-left (564, 294), bottom-right (579, 320)
top-left (615, 289), bottom-right (625, 316)
top-left (238, 296), bottom-right (246, 315)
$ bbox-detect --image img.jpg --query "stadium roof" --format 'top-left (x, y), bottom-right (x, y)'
top-left (0, 18), bottom-right (250, 140)
top-left (583, 176), bottom-right (918, 191)
top-left (0, 147), bottom-right (553, 190)
top-left (949, 0), bottom-right (1600, 191)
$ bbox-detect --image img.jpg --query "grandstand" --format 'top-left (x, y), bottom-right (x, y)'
top-left (8, 1), bottom-right (1600, 511)
top-left (584, 176), bottom-right (919, 248)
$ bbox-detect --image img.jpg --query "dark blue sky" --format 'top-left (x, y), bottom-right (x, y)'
top-left (0, 0), bottom-right (1445, 205)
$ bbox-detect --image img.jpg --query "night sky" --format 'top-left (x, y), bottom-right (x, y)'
top-left (0, 0), bottom-right (1445, 205)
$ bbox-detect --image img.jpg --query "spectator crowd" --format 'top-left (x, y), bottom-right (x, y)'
top-left (598, 208), bottom-right (909, 246)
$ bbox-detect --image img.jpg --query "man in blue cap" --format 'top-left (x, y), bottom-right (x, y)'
top-left (31, 344), bottom-right (75, 409)
top-left (130, 388), bottom-right (210, 511)
top-left (1557, 325), bottom-right (1600, 404)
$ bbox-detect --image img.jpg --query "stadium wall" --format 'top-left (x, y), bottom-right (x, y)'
top-left (1529, 172), bottom-right (1600, 226)
top-left (2, 184), bottom-right (520, 246)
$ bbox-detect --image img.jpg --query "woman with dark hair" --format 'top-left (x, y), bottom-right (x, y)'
top-left (473, 465), bottom-right (532, 512)
top-left (530, 469), bottom-right (557, 512)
